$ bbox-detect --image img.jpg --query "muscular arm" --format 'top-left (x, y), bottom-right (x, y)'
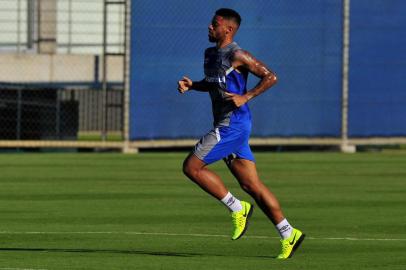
top-left (235, 49), bottom-right (277, 100)
top-left (225, 50), bottom-right (277, 106)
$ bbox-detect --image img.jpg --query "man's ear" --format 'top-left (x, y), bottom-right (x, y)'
top-left (227, 25), bottom-right (234, 34)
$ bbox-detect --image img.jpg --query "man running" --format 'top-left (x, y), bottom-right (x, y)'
top-left (177, 8), bottom-right (305, 259)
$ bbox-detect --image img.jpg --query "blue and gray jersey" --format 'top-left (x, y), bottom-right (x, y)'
top-left (204, 42), bottom-right (251, 130)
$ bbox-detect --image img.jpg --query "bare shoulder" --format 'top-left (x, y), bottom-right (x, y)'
top-left (232, 49), bottom-right (274, 77)
top-left (232, 49), bottom-right (256, 66)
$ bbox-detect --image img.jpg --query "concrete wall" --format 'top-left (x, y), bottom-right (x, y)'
top-left (0, 54), bottom-right (123, 83)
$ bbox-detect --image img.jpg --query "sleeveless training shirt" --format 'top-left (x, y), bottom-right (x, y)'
top-left (203, 42), bottom-right (251, 130)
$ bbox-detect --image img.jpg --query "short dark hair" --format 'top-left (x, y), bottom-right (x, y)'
top-left (215, 8), bottom-right (241, 26)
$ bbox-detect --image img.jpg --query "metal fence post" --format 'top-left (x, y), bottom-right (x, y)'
top-left (27, 0), bottom-right (35, 50)
top-left (341, 0), bottom-right (356, 153)
top-left (17, 0), bottom-right (21, 52)
top-left (16, 89), bottom-right (22, 140)
top-left (122, 0), bottom-right (137, 153)
top-left (67, 0), bottom-right (72, 53)
top-left (101, 0), bottom-right (108, 141)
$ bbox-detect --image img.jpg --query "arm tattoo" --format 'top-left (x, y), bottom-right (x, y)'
top-left (233, 50), bottom-right (277, 100)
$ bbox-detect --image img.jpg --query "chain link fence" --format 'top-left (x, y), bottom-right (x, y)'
top-left (130, 1), bottom-right (344, 139)
top-left (1, 0), bottom-right (406, 151)
top-left (0, 0), bottom-right (127, 144)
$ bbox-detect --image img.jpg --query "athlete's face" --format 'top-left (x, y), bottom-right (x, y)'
top-left (208, 15), bottom-right (228, 42)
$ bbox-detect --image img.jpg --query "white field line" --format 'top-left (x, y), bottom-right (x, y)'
top-left (0, 268), bottom-right (48, 270)
top-left (0, 231), bottom-right (405, 241)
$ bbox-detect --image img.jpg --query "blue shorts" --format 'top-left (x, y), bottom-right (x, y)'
top-left (193, 126), bottom-right (255, 165)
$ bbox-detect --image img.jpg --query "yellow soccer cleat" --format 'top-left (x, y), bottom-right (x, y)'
top-left (277, 228), bottom-right (305, 259)
top-left (231, 201), bottom-right (254, 240)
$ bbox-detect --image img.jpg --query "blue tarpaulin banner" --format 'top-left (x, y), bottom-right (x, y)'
top-left (130, 0), bottom-right (406, 140)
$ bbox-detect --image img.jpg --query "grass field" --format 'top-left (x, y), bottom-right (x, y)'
top-left (0, 152), bottom-right (405, 270)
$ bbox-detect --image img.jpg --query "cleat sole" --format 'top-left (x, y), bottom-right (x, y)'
top-left (288, 233), bottom-right (305, 258)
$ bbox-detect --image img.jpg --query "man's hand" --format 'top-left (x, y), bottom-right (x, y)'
top-left (225, 92), bottom-right (249, 107)
top-left (231, 50), bottom-right (277, 101)
top-left (178, 76), bottom-right (193, 93)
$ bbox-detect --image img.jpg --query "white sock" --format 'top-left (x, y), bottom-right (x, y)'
top-left (276, 219), bottom-right (294, 239)
top-left (220, 192), bottom-right (243, 212)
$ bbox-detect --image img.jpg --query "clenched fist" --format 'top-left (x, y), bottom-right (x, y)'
top-left (177, 76), bottom-right (193, 93)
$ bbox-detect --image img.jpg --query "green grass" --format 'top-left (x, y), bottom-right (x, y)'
top-left (0, 152), bottom-right (405, 270)
top-left (77, 132), bottom-right (123, 141)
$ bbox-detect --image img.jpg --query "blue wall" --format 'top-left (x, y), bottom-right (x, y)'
top-left (130, 0), bottom-right (406, 140)
top-left (348, 0), bottom-right (406, 136)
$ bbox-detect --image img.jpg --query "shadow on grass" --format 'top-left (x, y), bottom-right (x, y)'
top-left (0, 247), bottom-right (275, 259)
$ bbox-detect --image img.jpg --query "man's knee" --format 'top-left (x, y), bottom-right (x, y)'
top-left (182, 154), bottom-right (202, 179)
top-left (229, 159), bottom-right (261, 194)
top-left (182, 157), bottom-right (192, 177)
top-left (240, 181), bottom-right (261, 194)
